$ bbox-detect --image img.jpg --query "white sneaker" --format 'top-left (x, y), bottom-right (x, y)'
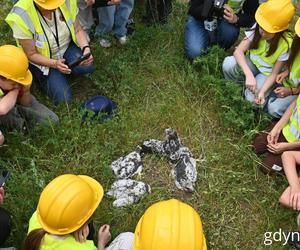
top-left (118, 36), bottom-right (127, 45)
top-left (99, 38), bottom-right (111, 48)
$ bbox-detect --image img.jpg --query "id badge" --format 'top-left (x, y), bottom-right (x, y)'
top-left (204, 19), bottom-right (217, 31)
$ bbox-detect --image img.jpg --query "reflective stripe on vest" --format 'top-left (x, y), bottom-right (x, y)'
top-left (283, 97), bottom-right (300, 142)
top-left (249, 32), bottom-right (293, 76)
top-left (283, 52), bottom-right (300, 87)
top-left (228, 0), bottom-right (246, 13)
top-left (5, 0), bottom-right (78, 75)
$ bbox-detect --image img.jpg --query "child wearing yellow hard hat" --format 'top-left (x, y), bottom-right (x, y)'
top-left (222, 0), bottom-right (295, 118)
top-left (24, 174), bottom-right (134, 250)
top-left (95, 199), bottom-right (207, 250)
top-left (0, 45), bottom-right (58, 139)
top-left (252, 17), bottom-right (300, 175)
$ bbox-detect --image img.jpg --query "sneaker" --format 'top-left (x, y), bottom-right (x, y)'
top-left (99, 38), bottom-right (111, 48)
top-left (118, 36), bottom-right (127, 45)
top-left (287, 231), bottom-right (300, 249)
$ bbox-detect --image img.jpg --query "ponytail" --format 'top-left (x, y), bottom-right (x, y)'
top-left (24, 229), bottom-right (46, 250)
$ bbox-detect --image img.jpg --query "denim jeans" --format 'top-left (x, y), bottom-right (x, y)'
top-left (0, 96), bottom-right (59, 131)
top-left (222, 55), bottom-right (269, 103)
top-left (184, 15), bottom-right (240, 59)
top-left (30, 42), bottom-right (95, 105)
top-left (267, 84), bottom-right (298, 118)
top-left (95, 0), bottom-right (134, 38)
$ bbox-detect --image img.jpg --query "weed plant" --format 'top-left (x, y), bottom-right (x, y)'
top-left (0, 1), bottom-right (296, 249)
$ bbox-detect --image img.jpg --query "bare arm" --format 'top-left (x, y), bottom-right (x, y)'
top-left (19, 39), bottom-right (71, 74)
top-left (267, 100), bottom-right (296, 144)
top-left (19, 39), bottom-right (56, 68)
top-left (0, 88), bottom-right (19, 115)
top-left (74, 18), bottom-right (93, 65)
top-left (233, 37), bottom-right (257, 92)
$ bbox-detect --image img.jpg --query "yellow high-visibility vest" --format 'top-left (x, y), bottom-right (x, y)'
top-left (28, 211), bottom-right (97, 250)
top-left (5, 0), bottom-right (78, 75)
top-left (283, 51), bottom-right (300, 87)
top-left (248, 32), bottom-right (293, 76)
top-left (283, 95), bottom-right (300, 142)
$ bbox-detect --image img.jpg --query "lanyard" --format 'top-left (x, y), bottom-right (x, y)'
top-left (37, 8), bottom-right (60, 49)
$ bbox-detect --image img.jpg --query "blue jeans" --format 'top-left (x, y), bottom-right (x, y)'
top-left (95, 0), bottom-right (134, 38)
top-left (267, 84), bottom-right (298, 118)
top-left (30, 42), bottom-right (95, 105)
top-left (222, 55), bottom-right (269, 103)
top-left (184, 15), bottom-right (240, 59)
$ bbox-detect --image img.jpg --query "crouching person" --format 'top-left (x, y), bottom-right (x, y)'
top-left (0, 45), bottom-right (58, 135)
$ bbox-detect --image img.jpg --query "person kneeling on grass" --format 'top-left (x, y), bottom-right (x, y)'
top-left (252, 94), bottom-right (300, 174)
top-left (24, 174), bottom-right (133, 250)
top-left (0, 45), bottom-right (58, 137)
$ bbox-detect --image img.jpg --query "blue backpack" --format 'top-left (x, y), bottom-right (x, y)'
top-left (81, 96), bottom-right (117, 125)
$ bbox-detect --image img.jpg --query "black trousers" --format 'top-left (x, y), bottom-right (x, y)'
top-left (0, 207), bottom-right (11, 246)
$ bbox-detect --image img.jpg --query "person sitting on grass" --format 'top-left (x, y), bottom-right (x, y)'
top-left (266, 17), bottom-right (300, 118)
top-left (0, 45), bottom-right (58, 136)
top-left (24, 174), bottom-right (133, 250)
top-left (252, 94), bottom-right (300, 174)
top-left (222, 0), bottom-right (294, 117)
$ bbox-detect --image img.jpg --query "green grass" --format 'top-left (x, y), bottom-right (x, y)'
top-left (0, 1), bottom-right (299, 249)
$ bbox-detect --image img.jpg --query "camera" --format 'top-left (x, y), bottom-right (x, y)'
top-left (201, 0), bottom-right (227, 20)
top-left (212, 0), bottom-right (226, 18)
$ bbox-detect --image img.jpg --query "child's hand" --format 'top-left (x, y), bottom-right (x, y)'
top-left (0, 187), bottom-right (4, 206)
top-left (274, 87), bottom-right (291, 98)
top-left (267, 128), bottom-right (281, 145)
top-left (245, 74), bottom-right (256, 93)
top-left (255, 92), bottom-right (265, 105)
top-left (276, 70), bottom-right (289, 83)
top-left (98, 224), bottom-right (111, 248)
top-left (73, 223), bottom-right (89, 243)
top-left (267, 142), bottom-right (290, 154)
top-left (289, 186), bottom-right (300, 211)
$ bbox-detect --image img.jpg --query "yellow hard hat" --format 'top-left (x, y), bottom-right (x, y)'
top-left (134, 199), bottom-right (207, 250)
top-left (37, 174), bottom-right (104, 235)
top-left (33, 0), bottom-right (65, 10)
top-left (0, 45), bottom-right (32, 85)
top-left (255, 0), bottom-right (295, 33)
top-left (295, 18), bottom-right (300, 37)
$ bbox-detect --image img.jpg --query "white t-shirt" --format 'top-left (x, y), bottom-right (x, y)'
top-left (244, 23), bottom-right (289, 62)
top-left (12, 9), bottom-right (71, 59)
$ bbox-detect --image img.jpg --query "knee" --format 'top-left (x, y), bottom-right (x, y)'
top-left (222, 56), bottom-right (236, 77)
top-left (244, 90), bottom-right (255, 103)
top-left (282, 151), bottom-right (293, 161)
top-left (185, 45), bottom-right (203, 60)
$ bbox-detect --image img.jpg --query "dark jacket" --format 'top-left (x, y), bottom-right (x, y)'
top-left (188, 0), bottom-right (259, 28)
